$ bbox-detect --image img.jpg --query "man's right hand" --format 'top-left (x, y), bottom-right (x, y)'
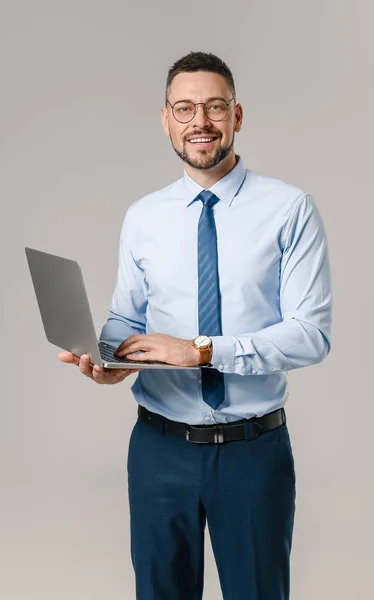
top-left (58, 352), bottom-right (143, 384)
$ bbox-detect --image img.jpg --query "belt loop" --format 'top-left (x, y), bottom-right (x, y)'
top-left (244, 418), bottom-right (263, 441)
top-left (244, 420), bottom-right (254, 442)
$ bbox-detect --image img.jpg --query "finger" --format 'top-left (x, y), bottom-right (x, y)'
top-left (93, 366), bottom-right (140, 384)
top-left (115, 335), bottom-right (149, 356)
top-left (115, 335), bottom-right (140, 355)
top-left (114, 340), bottom-right (127, 355)
top-left (107, 367), bottom-right (143, 379)
top-left (59, 351), bottom-right (79, 365)
top-left (107, 367), bottom-right (142, 378)
top-left (95, 365), bottom-right (130, 382)
top-left (115, 344), bottom-right (135, 356)
top-left (79, 354), bottom-right (94, 378)
top-left (125, 351), bottom-right (154, 361)
top-left (119, 368), bottom-right (143, 378)
top-left (92, 365), bottom-right (107, 383)
top-left (116, 343), bottom-right (151, 357)
top-left (92, 364), bottom-right (126, 383)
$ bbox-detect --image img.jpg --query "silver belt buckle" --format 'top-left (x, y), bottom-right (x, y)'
top-left (214, 425), bottom-right (225, 444)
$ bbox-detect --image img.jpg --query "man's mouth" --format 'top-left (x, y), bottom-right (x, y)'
top-left (187, 135), bottom-right (219, 146)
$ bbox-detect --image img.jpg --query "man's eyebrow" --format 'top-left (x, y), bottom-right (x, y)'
top-left (204, 96), bottom-right (228, 102)
top-left (171, 96), bottom-right (229, 104)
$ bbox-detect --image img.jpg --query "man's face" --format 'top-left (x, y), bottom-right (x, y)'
top-left (161, 71), bottom-right (242, 170)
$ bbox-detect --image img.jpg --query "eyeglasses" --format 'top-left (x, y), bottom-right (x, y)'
top-left (166, 96), bottom-right (236, 123)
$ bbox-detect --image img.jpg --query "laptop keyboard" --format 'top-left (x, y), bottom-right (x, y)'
top-left (98, 341), bottom-right (160, 365)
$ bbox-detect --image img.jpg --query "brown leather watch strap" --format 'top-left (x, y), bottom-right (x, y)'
top-left (198, 344), bottom-right (213, 366)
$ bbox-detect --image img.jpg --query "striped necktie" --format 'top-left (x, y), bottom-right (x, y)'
top-left (197, 190), bottom-right (225, 410)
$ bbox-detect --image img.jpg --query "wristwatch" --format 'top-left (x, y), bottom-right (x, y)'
top-left (192, 335), bottom-right (213, 367)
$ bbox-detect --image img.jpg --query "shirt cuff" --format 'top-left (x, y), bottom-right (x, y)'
top-left (209, 336), bottom-right (236, 373)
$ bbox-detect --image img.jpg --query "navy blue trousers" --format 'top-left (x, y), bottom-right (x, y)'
top-left (127, 414), bottom-right (296, 600)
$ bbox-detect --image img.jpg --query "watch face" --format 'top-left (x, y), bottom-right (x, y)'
top-left (194, 335), bottom-right (211, 348)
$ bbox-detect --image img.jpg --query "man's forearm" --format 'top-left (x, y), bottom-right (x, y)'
top-left (210, 317), bottom-right (331, 376)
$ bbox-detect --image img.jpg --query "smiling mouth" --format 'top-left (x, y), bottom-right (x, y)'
top-left (187, 136), bottom-right (219, 145)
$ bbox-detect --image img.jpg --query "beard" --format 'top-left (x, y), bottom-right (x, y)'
top-left (170, 132), bottom-right (235, 170)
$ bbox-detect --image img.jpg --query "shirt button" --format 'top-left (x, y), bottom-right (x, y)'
top-left (218, 364), bottom-right (224, 371)
top-left (199, 378), bottom-right (202, 384)
top-left (252, 368), bottom-right (257, 375)
top-left (204, 416), bottom-right (210, 421)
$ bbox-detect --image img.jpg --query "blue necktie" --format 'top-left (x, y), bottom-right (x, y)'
top-left (197, 190), bottom-right (225, 409)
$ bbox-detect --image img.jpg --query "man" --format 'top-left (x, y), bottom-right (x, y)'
top-left (59, 51), bottom-right (332, 599)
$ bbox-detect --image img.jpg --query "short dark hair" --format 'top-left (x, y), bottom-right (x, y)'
top-left (165, 51), bottom-right (235, 104)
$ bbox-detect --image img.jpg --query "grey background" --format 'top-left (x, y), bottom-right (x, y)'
top-left (1, 0), bottom-right (372, 598)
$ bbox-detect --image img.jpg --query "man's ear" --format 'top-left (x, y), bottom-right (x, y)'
top-left (161, 107), bottom-right (170, 136)
top-left (234, 103), bottom-right (243, 133)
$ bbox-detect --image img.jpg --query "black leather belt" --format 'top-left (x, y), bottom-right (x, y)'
top-left (137, 405), bottom-right (285, 444)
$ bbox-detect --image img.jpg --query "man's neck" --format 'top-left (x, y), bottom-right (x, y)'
top-left (184, 152), bottom-right (238, 189)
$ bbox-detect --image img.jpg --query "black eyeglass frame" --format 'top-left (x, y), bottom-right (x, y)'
top-left (166, 96), bottom-right (236, 123)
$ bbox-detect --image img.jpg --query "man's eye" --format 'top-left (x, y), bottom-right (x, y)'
top-left (208, 103), bottom-right (224, 111)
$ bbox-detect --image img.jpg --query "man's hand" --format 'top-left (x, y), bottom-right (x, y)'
top-left (58, 352), bottom-right (143, 384)
top-left (114, 333), bottom-right (201, 367)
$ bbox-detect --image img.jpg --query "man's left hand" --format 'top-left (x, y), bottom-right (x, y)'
top-left (114, 333), bottom-right (201, 367)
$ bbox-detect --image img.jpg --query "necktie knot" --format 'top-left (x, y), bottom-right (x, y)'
top-left (198, 190), bottom-right (220, 208)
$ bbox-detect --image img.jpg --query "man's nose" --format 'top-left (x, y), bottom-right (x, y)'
top-left (192, 104), bottom-right (212, 127)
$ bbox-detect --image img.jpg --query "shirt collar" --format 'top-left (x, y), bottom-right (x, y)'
top-left (182, 155), bottom-right (247, 208)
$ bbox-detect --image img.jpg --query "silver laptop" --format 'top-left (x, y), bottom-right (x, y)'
top-left (25, 247), bottom-right (199, 370)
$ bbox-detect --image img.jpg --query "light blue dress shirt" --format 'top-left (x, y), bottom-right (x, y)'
top-left (100, 156), bottom-right (332, 425)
